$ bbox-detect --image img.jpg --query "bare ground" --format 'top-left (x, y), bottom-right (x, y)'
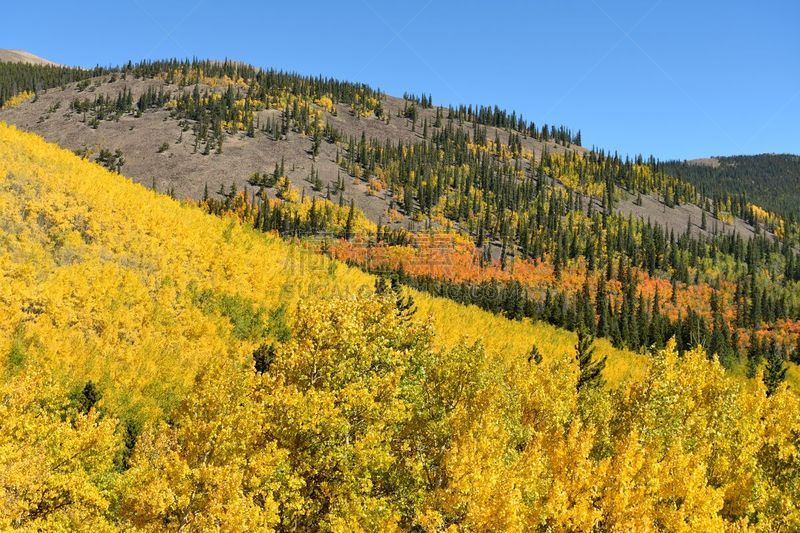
top-left (1, 73), bottom-right (757, 242)
top-left (0, 75), bottom-right (576, 229)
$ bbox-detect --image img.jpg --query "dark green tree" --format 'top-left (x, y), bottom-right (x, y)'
top-left (763, 341), bottom-right (787, 396)
top-left (575, 328), bottom-right (606, 392)
top-left (77, 381), bottom-right (101, 415)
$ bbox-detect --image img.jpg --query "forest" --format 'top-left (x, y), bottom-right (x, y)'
top-left (2, 122), bottom-right (800, 531)
top-left (146, 55), bottom-right (799, 380)
top-left (662, 154), bottom-right (800, 219)
top-left (1, 56), bottom-right (800, 530)
top-left (51, 56), bottom-right (795, 390)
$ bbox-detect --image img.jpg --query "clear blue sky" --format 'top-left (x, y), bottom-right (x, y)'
top-left (3, 0), bottom-right (798, 160)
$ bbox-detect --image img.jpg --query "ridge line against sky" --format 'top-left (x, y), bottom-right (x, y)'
top-left (3, 0), bottom-right (798, 160)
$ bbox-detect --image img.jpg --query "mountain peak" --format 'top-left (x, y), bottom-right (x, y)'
top-left (0, 49), bottom-right (58, 66)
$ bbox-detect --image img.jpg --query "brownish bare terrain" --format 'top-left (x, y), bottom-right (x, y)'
top-left (0, 72), bottom-right (578, 228)
top-left (0, 49), bottom-right (58, 66)
top-left (0, 61), bottom-right (760, 239)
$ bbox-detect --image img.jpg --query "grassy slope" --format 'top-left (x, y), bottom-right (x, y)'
top-left (0, 123), bottom-right (647, 424)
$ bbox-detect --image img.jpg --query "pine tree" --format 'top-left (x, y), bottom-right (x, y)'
top-left (596, 277), bottom-right (610, 338)
top-left (793, 335), bottom-right (800, 365)
top-left (528, 344), bottom-right (543, 365)
top-left (746, 334), bottom-right (762, 379)
top-left (575, 328), bottom-right (606, 391)
top-left (77, 381), bottom-right (100, 414)
top-left (763, 342), bottom-right (787, 396)
top-left (344, 199), bottom-right (355, 240)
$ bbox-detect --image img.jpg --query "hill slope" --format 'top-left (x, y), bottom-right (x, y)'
top-left (0, 62), bottom-right (581, 228)
top-left (664, 154), bottom-right (800, 219)
top-left (2, 59), bottom-right (799, 375)
top-left (0, 60), bottom-right (770, 244)
top-left (0, 49), bottom-right (58, 66)
top-left (3, 122), bottom-right (800, 529)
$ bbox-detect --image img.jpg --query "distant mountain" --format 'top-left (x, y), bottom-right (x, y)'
top-left (0, 49), bottom-right (58, 66)
top-left (663, 154), bottom-right (800, 218)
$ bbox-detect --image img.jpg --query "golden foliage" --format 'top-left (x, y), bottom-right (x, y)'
top-left (1, 90), bottom-right (34, 110)
top-left (2, 123), bottom-right (800, 529)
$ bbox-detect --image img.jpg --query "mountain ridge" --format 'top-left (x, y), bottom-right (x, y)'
top-left (0, 49), bottom-right (58, 66)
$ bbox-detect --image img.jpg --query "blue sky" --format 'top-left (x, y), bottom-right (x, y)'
top-left (2, 0), bottom-right (798, 160)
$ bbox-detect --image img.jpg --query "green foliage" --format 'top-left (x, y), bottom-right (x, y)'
top-left (77, 381), bottom-right (101, 414)
top-left (576, 328), bottom-right (606, 391)
top-left (763, 343), bottom-right (787, 396)
top-left (192, 288), bottom-right (272, 341)
top-left (663, 155), bottom-right (800, 219)
top-left (528, 344), bottom-right (543, 364)
top-left (0, 62), bottom-right (104, 108)
top-left (5, 325), bottom-right (27, 373)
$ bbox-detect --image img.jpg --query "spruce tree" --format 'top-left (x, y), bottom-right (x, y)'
top-left (793, 335), bottom-right (800, 365)
top-left (575, 328), bottom-right (606, 392)
top-left (746, 334), bottom-right (762, 379)
top-left (77, 381), bottom-right (100, 414)
top-left (528, 344), bottom-right (543, 365)
top-left (344, 199), bottom-right (355, 240)
top-left (763, 342), bottom-right (787, 396)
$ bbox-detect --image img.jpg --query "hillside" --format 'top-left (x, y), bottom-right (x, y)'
top-left (0, 49), bottom-right (58, 66)
top-left (2, 59), bottom-right (799, 383)
top-left (0, 64), bottom-right (580, 228)
top-left (0, 59), bottom-right (780, 253)
top-left (3, 122), bottom-right (800, 530)
top-left (664, 154), bottom-right (800, 219)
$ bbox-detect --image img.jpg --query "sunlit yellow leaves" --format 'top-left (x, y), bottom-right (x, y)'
top-left (117, 360), bottom-right (290, 532)
top-left (1, 90), bottom-right (34, 110)
top-left (2, 122), bottom-right (800, 530)
top-left (0, 371), bottom-right (119, 530)
top-left (314, 95), bottom-right (335, 113)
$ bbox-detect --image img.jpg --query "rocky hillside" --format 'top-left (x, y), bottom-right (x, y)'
top-left (0, 66), bottom-right (577, 229)
top-left (0, 58), bottom-right (748, 239)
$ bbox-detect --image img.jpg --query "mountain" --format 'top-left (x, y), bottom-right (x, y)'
top-left (3, 58), bottom-right (794, 240)
top-left (1, 58), bottom-right (799, 371)
top-left (0, 59), bottom-right (768, 240)
top-left (0, 49), bottom-right (58, 66)
top-left (2, 121), bottom-right (800, 530)
top-left (0, 60), bottom-right (579, 229)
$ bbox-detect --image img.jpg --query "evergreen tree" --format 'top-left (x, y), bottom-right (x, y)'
top-left (77, 381), bottom-right (101, 415)
top-left (793, 335), bottom-right (800, 365)
top-left (575, 328), bottom-right (606, 392)
top-left (746, 334), bottom-right (762, 379)
top-left (763, 342), bottom-right (787, 396)
top-left (528, 344), bottom-right (543, 365)
top-left (344, 199), bottom-right (355, 239)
